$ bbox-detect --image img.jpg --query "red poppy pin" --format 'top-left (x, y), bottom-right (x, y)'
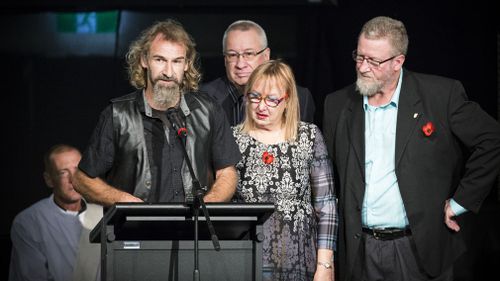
top-left (422, 121), bottom-right (435, 137)
top-left (262, 151), bottom-right (274, 164)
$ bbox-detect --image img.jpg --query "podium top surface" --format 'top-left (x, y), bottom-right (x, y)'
top-left (90, 202), bottom-right (275, 242)
top-left (108, 202), bottom-right (274, 219)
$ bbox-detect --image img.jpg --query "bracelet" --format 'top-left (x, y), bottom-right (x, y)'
top-left (317, 261), bottom-right (333, 269)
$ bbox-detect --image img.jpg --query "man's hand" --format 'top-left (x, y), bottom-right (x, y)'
top-left (71, 169), bottom-right (143, 207)
top-left (444, 199), bottom-right (460, 232)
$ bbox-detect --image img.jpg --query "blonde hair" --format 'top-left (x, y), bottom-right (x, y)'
top-left (241, 60), bottom-right (300, 141)
top-left (360, 16), bottom-right (409, 56)
top-left (126, 19), bottom-right (201, 91)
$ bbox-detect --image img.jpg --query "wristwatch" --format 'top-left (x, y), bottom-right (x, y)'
top-left (317, 261), bottom-right (333, 269)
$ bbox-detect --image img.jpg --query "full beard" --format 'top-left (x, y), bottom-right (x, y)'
top-left (355, 75), bottom-right (383, 97)
top-left (152, 81), bottom-right (181, 109)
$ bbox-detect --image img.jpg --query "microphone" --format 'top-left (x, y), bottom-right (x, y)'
top-left (166, 107), bottom-right (188, 137)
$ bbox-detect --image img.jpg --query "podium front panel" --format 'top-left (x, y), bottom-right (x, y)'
top-left (109, 240), bottom-right (254, 281)
top-left (93, 203), bottom-right (274, 281)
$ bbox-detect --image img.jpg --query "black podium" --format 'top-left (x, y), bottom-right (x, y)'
top-left (90, 203), bottom-right (274, 281)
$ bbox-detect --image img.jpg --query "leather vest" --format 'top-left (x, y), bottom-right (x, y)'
top-left (105, 91), bottom-right (215, 202)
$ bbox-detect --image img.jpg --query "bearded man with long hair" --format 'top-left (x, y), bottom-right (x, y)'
top-left (73, 19), bottom-right (241, 206)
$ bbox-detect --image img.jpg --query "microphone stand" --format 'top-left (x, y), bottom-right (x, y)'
top-left (166, 110), bottom-right (220, 281)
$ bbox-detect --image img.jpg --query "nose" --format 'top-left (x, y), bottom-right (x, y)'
top-left (163, 62), bottom-right (174, 78)
top-left (235, 55), bottom-right (247, 68)
top-left (256, 98), bottom-right (267, 110)
top-left (357, 59), bottom-right (372, 73)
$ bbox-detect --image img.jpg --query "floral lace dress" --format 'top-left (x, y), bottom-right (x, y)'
top-left (232, 122), bottom-right (337, 281)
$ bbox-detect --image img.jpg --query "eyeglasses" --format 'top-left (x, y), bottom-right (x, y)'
top-left (224, 47), bottom-right (267, 62)
top-left (352, 50), bottom-right (398, 68)
top-left (247, 91), bottom-right (287, 108)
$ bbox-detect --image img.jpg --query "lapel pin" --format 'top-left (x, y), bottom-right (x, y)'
top-left (413, 113), bottom-right (418, 119)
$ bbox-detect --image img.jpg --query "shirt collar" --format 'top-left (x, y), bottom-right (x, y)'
top-left (139, 90), bottom-right (150, 117)
top-left (50, 194), bottom-right (86, 216)
top-left (363, 69), bottom-right (403, 110)
top-left (178, 94), bottom-right (191, 117)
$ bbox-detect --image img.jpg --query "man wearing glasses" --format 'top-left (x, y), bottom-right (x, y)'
top-left (323, 16), bottom-right (500, 281)
top-left (201, 20), bottom-right (316, 126)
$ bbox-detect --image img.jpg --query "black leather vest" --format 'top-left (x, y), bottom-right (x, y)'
top-left (105, 91), bottom-right (215, 202)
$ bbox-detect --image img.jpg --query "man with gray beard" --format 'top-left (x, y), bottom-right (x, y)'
top-left (72, 19), bottom-right (241, 206)
top-left (152, 75), bottom-right (180, 106)
top-left (322, 16), bottom-right (500, 281)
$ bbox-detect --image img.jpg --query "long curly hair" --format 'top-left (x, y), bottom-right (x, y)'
top-left (126, 19), bottom-right (201, 91)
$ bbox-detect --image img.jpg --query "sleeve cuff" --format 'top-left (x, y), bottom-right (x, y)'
top-left (450, 199), bottom-right (468, 216)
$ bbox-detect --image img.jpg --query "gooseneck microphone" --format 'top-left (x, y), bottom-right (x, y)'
top-left (165, 106), bottom-right (221, 281)
top-left (166, 107), bottom-right (187, 137)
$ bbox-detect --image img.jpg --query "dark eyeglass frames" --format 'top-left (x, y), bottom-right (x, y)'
top-left (352, 50), bottom-right (399, 68)
top-left (224, 47), bottom-right (267, 62)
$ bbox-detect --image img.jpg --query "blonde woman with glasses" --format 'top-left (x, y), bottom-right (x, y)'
top-left (232, 60), bottom-right (338, 281)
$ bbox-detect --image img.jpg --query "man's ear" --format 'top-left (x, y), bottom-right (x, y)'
top-left (393, 55), bottom-right (405, 71)
top-left (43, 172), bottom-right (54, 189)
top-left (264, 47), bottom-right (271, 60)
top-left (140, 54), bottom-right (148, 69)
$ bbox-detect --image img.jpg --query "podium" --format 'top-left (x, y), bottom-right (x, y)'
top-left (90, 203), bottom-right (274, 281)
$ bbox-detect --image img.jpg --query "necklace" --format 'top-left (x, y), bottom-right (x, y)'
top-left (250, 127), bottom-right (285, 145)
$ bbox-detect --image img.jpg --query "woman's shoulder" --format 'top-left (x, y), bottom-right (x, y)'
top-left (298, 121), bottom-right (319, 134)
top-left (232, 124), bottom-right (250, 141)
top-left (297, 122), bottom-right (327, 146)
top-left (232, 124), bottom-right (243, 135)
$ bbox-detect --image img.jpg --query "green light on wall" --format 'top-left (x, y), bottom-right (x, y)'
top-left (57, 11), bottom-right (118, 33)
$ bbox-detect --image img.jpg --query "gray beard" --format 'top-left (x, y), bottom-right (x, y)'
top-left (355, 77), bottom-right (383, 97)
top-left (153, 83), bottom-right (180, 108)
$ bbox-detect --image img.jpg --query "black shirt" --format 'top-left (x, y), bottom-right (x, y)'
top-left (79, 91), bottom-right (241, 202)
top-left (151, 108), bottom-right (185, 202)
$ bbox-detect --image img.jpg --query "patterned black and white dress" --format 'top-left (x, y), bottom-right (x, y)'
top-left (233, 122), bottom-right (338, 281)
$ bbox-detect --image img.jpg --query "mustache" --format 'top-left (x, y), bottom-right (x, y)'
top-left (156, 76), bottom-right (177, 82)
top-left (154, 77), bottom-right (179, 86)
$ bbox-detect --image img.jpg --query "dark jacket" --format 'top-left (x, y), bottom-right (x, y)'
top-left (323, 69), bottom-right (500, 280)
top-left (201, 77), bottom-right (316, 125)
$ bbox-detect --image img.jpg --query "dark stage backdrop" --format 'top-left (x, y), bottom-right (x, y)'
top-left (1, 0), bottom-right (498, 280)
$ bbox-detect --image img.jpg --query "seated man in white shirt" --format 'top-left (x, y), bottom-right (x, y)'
top-left (9, 144), bottom-right (102, 281)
